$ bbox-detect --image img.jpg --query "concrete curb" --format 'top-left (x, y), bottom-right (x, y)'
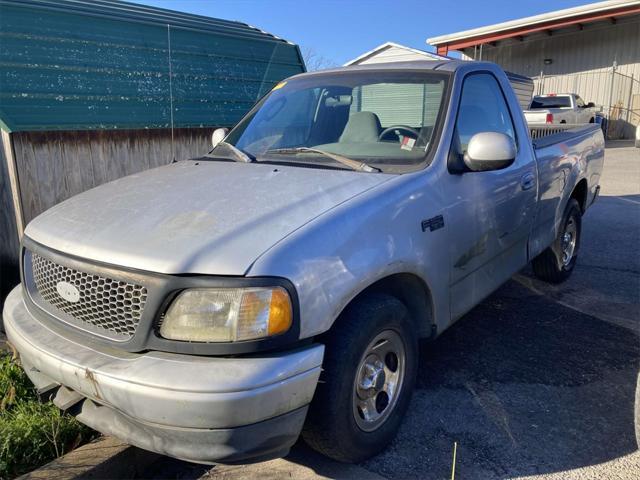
top-left (18, 436), bottom-right (160, 480)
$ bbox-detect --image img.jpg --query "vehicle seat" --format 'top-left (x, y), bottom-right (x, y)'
top-left (339, 111), bottom-right (382, 143)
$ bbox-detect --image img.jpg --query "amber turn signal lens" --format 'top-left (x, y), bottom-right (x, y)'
top-left (268, 288), bottom-right (292, 336)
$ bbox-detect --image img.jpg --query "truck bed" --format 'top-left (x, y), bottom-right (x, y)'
top-left (528, 123), bottom-right (605, 258)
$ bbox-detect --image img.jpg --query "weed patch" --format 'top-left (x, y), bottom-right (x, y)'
top-left (0, 353), bottom-right (94, 479)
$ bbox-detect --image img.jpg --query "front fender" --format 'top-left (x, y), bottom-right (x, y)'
top-left (247, 172), bottom-right (451, 339)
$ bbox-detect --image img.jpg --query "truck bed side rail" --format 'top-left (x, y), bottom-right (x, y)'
top-left (530, 124), bottom-right (601, 149)
top-left (530, 124), bottom-right (585, 140)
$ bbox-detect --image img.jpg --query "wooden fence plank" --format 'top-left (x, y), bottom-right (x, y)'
top-left (61, 131), bottom-right (96, 197)
top-left (12, 127), bottom-right (214, 225)
top-left (12, 133), bottom-right (42, 224)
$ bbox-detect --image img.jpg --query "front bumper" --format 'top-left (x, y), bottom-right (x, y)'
top-left (3, 286), bottom-right (324, 464)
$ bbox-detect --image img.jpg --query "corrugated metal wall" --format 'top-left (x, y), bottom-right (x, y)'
top-left (0, 0), bottom-right (305, 132)
top-left (460, 14), bottom-right (640, 138)
top-left (350, 82), bottom-right (445, 128)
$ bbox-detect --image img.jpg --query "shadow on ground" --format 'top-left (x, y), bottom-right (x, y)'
top-left (362, 277), bottom-right (639, 479)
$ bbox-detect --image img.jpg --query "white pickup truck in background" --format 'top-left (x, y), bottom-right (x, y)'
top-left (524, 93), bottom-right (597, 125)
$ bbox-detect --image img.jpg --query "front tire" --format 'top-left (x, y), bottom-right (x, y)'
top-left (302, 294), bottom-right (417, 463)
top-left (532, 198), bottom-right (582, 283)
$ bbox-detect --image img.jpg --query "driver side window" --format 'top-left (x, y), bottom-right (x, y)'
top-left (452, 73), bottom-right (515, 155)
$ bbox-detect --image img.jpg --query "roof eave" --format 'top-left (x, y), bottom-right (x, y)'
top-left (344, 41), bottom-right (446, 66)
top-left (427, 0), bottom-right (640, 47)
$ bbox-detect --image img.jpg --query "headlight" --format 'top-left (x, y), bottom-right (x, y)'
top-left (159, 287), bottom-right (292, 342)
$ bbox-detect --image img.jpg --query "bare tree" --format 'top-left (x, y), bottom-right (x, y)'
top-left (301, 46), bottom-right (337, 71)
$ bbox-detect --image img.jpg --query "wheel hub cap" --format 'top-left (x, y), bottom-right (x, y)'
top-left (560, 217), bottom-right (577, 267)
top-left (353, 330), bottom-right (406, 432)
top-left (359, 357), bottom-right (386, 395)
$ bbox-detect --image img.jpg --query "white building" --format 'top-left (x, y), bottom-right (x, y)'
top-left (344, 42), bottom-right (534, 111)
top-left (427, 0), bottom-right (640, 139)
top-left (344, 42), bottom-right (447, 66)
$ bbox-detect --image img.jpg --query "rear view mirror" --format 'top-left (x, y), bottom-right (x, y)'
top-left (325, 95), bottom-right (353, 107)
top-left (211, 128), bottom-right (229, 149)
top-left (463, 132), bottom-right (516, 172)
top-left (586, 102), bottom-right (595, 108)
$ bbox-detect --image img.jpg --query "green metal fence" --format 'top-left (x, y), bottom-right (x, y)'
top-left (0, 0), bottom-right (306, 132)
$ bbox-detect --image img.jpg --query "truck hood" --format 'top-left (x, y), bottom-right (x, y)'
top-left (25, 160), bottom-right (392, 275)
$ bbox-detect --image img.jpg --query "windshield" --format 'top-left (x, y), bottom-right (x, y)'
top-left (530, 96), bottom-right (572, 109)
top-left (222, 71), bottom-right (449, 173)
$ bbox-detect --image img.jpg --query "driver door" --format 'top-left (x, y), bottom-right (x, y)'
top-left (443, 73), bottom-right (537, 321)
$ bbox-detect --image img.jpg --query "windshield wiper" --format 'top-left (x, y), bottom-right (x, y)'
top-left (266, 147), bottom-right (381, 173)
top-left (209, 141), bottom-right (255, 163)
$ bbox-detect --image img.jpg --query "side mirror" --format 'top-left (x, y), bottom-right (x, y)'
top-left (463, 132), bottom-right (516, 172)
top-left (586, 102), bottom-right (595, 108)
top-left (211, 127), bottom-right (229, 149)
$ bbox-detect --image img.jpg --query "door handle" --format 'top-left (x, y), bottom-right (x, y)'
top-left (521, 172), bottom-right (535, 191)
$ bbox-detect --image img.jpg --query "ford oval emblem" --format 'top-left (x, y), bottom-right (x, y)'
top-left (56, 281), bottom-right (80, 303)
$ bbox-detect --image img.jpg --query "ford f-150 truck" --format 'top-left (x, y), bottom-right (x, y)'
top-left (524, 93), bottom-right (597, 125)
top-left (4, 60), bottom-right (604, 464)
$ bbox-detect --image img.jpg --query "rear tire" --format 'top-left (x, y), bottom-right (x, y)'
top-left (302, 294), bottom-right (417, 463)
top-left (532, 198), bottom-right (582, 284)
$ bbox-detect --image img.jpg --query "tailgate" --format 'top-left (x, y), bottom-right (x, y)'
top-left (524, 110), bottom-right (549, 124)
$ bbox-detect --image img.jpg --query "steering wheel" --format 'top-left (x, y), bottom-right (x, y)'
top-left (378, 125), bottom-right (420, 141)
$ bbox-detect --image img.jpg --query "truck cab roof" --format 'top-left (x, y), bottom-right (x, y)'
top-left (290, 59), bottom-right (485, 78)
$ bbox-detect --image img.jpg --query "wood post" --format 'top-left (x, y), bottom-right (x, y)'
top-left (1, 129), bottom-right (24, 238)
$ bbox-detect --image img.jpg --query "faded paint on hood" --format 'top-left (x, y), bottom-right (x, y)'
top-left (25, 160), bottom-right (392, 275)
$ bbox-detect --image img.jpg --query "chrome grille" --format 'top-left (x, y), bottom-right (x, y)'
top-left (30, 252), bottom-right (147, 340)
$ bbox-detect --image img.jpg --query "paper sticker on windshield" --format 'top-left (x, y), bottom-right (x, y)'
top-left (272, 81), bottom-right (287, 91)
top-left (400, 137), bottom-right (416, 151)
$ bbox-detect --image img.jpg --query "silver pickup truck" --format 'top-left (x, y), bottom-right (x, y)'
top-left (4, 60), bottom-right (604, 464)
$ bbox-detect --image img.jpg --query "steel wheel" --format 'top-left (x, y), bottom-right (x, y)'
top-left (561, 217), bottom-right (577, 267)
top-left (532, 198), bottom-right (582, 284)
top-left (353, 329), bottom-right (406, 432)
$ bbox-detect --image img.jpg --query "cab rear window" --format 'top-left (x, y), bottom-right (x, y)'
top-left (530, 96), bottom-right (571, 109)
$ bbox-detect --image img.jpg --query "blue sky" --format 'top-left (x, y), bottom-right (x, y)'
top-left (137, 0), bottom-right (590, 65)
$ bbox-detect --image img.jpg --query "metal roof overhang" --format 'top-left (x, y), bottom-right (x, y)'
top-left (429, 1), bottom-right (640, 55)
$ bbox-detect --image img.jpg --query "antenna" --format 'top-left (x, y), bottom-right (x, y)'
top-left (167, 24), bottom-right (176, 163)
